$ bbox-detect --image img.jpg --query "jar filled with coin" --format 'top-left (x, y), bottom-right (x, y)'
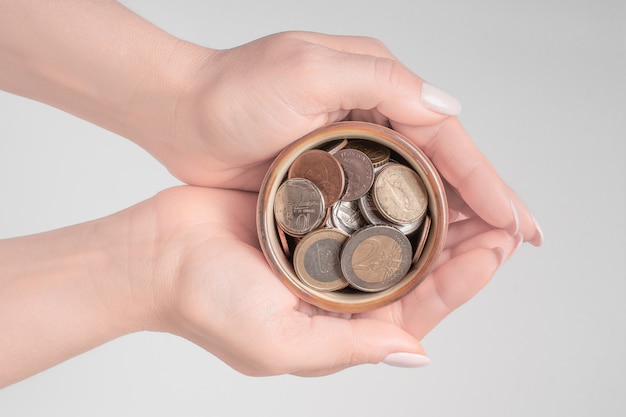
top-left (257, 121), bottom-right (448, 313)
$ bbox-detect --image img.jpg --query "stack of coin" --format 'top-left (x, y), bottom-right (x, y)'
top-left (273, 139), bottom-right (431, 294)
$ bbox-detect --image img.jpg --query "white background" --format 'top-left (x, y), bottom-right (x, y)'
top-left (1, 0), bottom-right (625, 416)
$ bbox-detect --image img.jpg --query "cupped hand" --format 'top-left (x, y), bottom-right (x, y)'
top-left (144, 31), bottom-right (541, 245)
top-left (137, 186), bottom-right (521, 376)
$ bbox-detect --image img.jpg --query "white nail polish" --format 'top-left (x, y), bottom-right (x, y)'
top-left (421, 83), bottom-right (462, 116)
top-left (530, 214), bottom-right (544, 246)
top-left (509, 198), bottom-right (520, 237)
top-left (382, 352), bottom-right (431, 368)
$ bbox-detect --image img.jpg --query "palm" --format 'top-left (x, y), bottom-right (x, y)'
top-left (147, 185), bottom-right (518, 376)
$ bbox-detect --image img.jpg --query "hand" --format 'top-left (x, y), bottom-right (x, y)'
top-left (137, 186), bottom-right (521, 376)
top-left (142, 32), bottom-right (543, 245)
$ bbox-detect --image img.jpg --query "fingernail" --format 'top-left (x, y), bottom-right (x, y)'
top-left (529, 214), bottom-right (544, 246)
top-left (493, 246), bottom-right (506, 268)
top-left (508, 198), bottom-right (520, 237)
top-left (421, 82), bottom-right (462, 116)
top-left (382, 352), bottom-right (431, 368)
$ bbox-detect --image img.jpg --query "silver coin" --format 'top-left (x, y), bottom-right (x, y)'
top-left (330, 200), bottom-right (368, 235)
top-left (372, 163), bottom-right (428, 225)
top-left (293, 229), bottom-right (350, 291)
top-left (334, 149), bottom-right (375, 201)
top-left (340, 225), bottom-right (413, 292)
top-left (358, 192), bottom-right (423, 235)
top-left (274, 178), bottom-right (325, 236)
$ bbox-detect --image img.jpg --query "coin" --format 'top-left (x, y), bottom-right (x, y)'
top-left (345, 139), bottom-right (391, 168)
top-left (341, 225), bottom-right (413, 292)
top-left (288, 149), bottom-right (345, 207)
top-left (358, 191), bottom-right (423, 235)
top-left (411, 215), bottom-right (431, 263)
top-left (293, 229), bottom-right (350, 291)
top-left (334, 148), bottom-right (375, 201)
top-left (331, 200), bottom-right (367, 235)
top-left (319, 138), bottom-right (348, 155)
top-left (372, 163), bottom-right (428, 225)
top-left (274, 178), bottom-right (325, 236)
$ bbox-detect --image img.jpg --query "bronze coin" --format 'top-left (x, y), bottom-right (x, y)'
top-left (319, 138), bottom-right (348, 155)
top-left (293, 229), bottom-right (350, 292)
top-left (411, 215), bottom-right (431, 263)
top-left (334, 148), bottom-right (375, 201)
top-left (274, 178), bottom-right (325, 236)
top-left (288, 149), bottom-right (345, 207)
top-left (372, 163), bottom-right (428, 225)
top-left (340, 225), bottom-right (413, 292)
top-left (345, 139), bottom-right (391, 168)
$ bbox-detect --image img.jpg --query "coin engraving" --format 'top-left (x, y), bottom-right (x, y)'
top-left (373, 163), bottom-right (428, 225)
top-left (274, 178), bottom-right (325, 236)
top-left (293, 229), bottom-right (350, 291)
top-left (288, 149), bottom-right (345, 207)
top-left (341, 225), bottom-right (412, 292)
top-left (359, 192), bottom-right (423, 235)
top-left (331, 200), bottom-right (367, 235)
top-left (334, 149), bottom-right (375, 201)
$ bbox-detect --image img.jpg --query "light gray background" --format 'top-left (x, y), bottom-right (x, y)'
top-left (1, 0), bottom-right (624, 416)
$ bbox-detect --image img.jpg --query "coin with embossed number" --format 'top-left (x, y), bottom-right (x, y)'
top-left (345, 139), bottom-right (391, 168)
top-left (372, 163), bottom-right (428, 225)
top-left (274, 178), bottom-right (325, 236)
top-left (288, 149), bottom-right (345, 207)
top-left (293, 228), bottom-right (350, 291)
top-left (340, 225), bottom-right (412, 292)
top-left (334, 148), bottom-right (375, 201)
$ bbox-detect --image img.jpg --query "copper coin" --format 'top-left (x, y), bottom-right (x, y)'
top-left (334, 149), bottom-right (375, 201)
top-left (331, 200), bottom-right (367, 235)
top-left (412, 215), bottom-right (431, 263)
top-left (345, 139), bottom-right (391, 168)
top-left (288, 149), bottom-right (345, 207)
top-left (319, 138), bottom-right (348, 155)
top-left (274, 178), bottom-right (325, 236)
top-left (293, 229), bottom-right (350, 291)
top-left (372, 163), bottom-right (428, 225)
top-left (340, 225), bottom-right (413, 292)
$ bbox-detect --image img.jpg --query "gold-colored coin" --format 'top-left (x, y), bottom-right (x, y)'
top-left (340, 225), bottom-right (412, 292)
top-left (274, 178), bottom-right (325, 236)
top-left (293, 229), bottom-right (350, 292)
top-left (345, 139), bottom-right (391, 168)
top-left (372, 163), bottom-right (428, 225)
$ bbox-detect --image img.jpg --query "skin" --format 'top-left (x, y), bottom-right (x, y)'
top-left (0, 0), bottom-right (541, 387)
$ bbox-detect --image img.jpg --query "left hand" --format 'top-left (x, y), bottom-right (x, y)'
top-left (139, 186), bottom-right (520, 376)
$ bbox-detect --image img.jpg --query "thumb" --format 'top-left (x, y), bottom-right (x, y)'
top-left (284, 315), bottom-right (430, 377)
top-left (315, 51), bottom-right (461, 125)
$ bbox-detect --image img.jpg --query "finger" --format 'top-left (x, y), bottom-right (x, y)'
top-left (298, 46), bottom-right (461, 127)
top-left (444, 217), bottom-right (497, 249)
top-left (393, 118), bottom-right (541, 244)
top-left (275, 314), bottom-right (427, 376)
top-left (290, 31), bottom-right (398, 60)
top-left (398, 247), bottom-right (504, 338)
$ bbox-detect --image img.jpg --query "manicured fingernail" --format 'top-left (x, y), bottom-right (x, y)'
top-left (421, 82), bottom-right (462, 116)
top-left (493, 246), bottom-right (506, 268)
top-left (382, 352), bottom-right (431, 368)
top-left (530, 214), bottom-right (544, 246)
top-left (508, 198), bottom-right (520, 237)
